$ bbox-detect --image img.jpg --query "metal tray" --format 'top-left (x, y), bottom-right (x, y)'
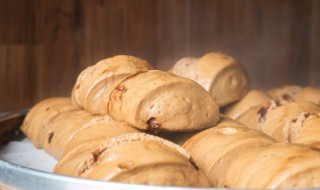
top-left (0, 159), bottom-right (219, 190)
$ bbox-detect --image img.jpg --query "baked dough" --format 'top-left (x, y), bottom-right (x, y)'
top-left (183, 117), bottom-right (320, 188)
top-left (169, 52), bottom-right (250, 106)
top-left (62, 116), bottom-right (139, 154)
top-left (42, 110), bottom-right (94, 159)
top-left (296, 86), bottom-right (320, 105)
top-left (108, 70), bottom-right (219, 132)
top-left (183, 117), bottom-right (275, 187)
top-left (225, 90), bottom-right (272, 119)
top-left (21, 98), bottom-right (77, 148)
top-left (225, 143), bottom-right (320, 188)
top-left (263, 101), bottom-right (320, 144)
top-left (72, 55), bottom-right (152, 115)
top-left (72, 56), bottom-right (219, 132)
top-left (55, 133), bottom-right (210, 187)
top-left (163, 115), bottom-right (246, 146)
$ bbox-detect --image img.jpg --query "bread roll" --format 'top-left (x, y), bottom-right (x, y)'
top-left (42, 110), bottom-right (95, 159)
top-left (55, 133), bottom-right (210, 187)
top-left (292, 116), bottom-right (320, 149)
top-left (295, 86), bottom-right (320, 105)
top-left (183, 116), bottom-right (320, 188)
top-left (263, 101), bottom-right (320, 142)
top-left (63, 116), bottom-right (139, 155)
top-left (55, 118), bottom-right (140, 176)
top-left (235, 100), bottom-right (282, 131)
top-left (109, 70), bottom-right (219, 132)
top-left (170, 52), bottom-right (250, 106)
top-left (72, 55), bottom-right (152, 115)
top-left (225, 90), bottom-right (272, 119)
top-left (183, 117), bottom-right (275, 187)
top-left (21, 98), bottom-right (77, 148)
top-left (225, 143), bottom-right (320, 188)
top-left (72, 56), bottom-right (219, 132)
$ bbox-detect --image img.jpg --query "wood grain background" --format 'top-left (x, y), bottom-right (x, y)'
top-left (0, 0), bottom-right (319, 111)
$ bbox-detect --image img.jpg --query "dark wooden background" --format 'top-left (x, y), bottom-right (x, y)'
top-left (0, 0), bottom-right (319, 111)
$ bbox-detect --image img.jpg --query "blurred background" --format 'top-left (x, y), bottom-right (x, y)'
top-left (0, 0), bottom-right (319, 111)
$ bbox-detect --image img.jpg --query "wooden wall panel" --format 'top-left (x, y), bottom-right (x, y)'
top-left (309, 0), bottom-right (320, 85)
top-left (0, 0), bottom-right (319, 111)
top-left (154, 0), bottom-right (187, 70)
top-left (189, 0), bottom-right (319, 89)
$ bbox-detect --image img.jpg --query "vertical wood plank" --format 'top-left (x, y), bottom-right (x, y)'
top-left (81, 0), bottom-right (157, 69)
top-left (0, 46), bottom-right (29, 110)
top-left (309, 0), bottom-right (320, 86)
top-left (40, 0), bottom-right (84, 97)
top-left (0, 0), bottom-right (320, 111)
top-left (155, 0), bottom-right (187, 70)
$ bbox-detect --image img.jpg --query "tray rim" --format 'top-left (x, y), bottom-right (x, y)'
top-left (0, 159), bottom-right (223, 190)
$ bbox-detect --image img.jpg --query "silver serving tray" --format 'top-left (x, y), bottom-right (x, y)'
top-left (0, 159), bottom-right (219, 190)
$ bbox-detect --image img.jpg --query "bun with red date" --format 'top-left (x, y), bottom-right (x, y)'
top-left (72, 55), bottom-right (220, 132)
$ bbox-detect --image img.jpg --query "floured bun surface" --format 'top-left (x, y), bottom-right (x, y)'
top-left (21, 97), bottom-right (77, 148)
top-left (109, 70), bottom-right (219, 132)
top-left (170, 52), bottom-right (250, 107)
top-left (71, 55), bottom-right (152, 115)
top-left (55, 133), bottom-right (210, 187)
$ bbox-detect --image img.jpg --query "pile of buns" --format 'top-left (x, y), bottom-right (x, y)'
top-left (21, 53), bottom-right (320, 188)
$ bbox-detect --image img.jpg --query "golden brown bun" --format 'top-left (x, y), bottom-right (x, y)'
top-left (183, 117), bottom-right (275, 187)
top-left (263, 101), bottom-right (320, 142)
top-left (295, 86), bottom-right (320, 105)
top-left (293, 116), bottom-right (320, 149)
top-left (236, 99), bottom-right (320, 149)
top-left (236, 105), bottom-right (263, 130)
top-left (21, 98), bottom-right (77, 148)
top-left (42, 110), bottom-right (94, 159)
top-left (184, 116), bottom-right (320, 188)
top-left (235, 100), bottom-right (282, 131)
top-left (63, 116), bottom-right (139, 154)
top-left (55, 119), bottom-right (140, 176)
top-left (55, 133), bottom-right (210, 187)
top-left (170, 52), bottom-right (250, 106)
top-left (72, 55), bottom-right (152, 115)
top-left (225, 90), bottom-right (272, 119)
top-left (225, 143), bottom-right (320, 188)
top-left (109, 70), bottom-right (219, 132)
